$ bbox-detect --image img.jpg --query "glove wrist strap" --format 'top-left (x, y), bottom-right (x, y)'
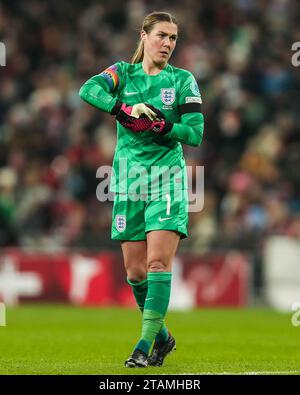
top-left (110, 101), bottom-right (122, 115)
top-left (160, 122), bottom-right (173, 135)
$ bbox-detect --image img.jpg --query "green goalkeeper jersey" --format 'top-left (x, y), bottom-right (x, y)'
top-left (79, 62), bottom-right (204, 195)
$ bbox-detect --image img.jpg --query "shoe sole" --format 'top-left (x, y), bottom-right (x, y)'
top-left (125, 359), bottom-right (147, 368)
top-left (148, 343), bottom-right (176, 367)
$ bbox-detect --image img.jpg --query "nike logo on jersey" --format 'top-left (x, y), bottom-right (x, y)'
top-left (159, 216), bottom-right (173, 222)
top-left (145, 297), bottom-right (154, 302)
top-left (125, 91), bottom-right (139, 95)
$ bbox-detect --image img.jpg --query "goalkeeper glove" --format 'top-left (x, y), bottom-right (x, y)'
top-left (111, 102), bottom-right (159, 132)
top-left (150, 119), bottom-right (173, 135)
top-left (145, 104), bottom-right (173, 135)
top-left (126, 103), bottom-right (158, 120)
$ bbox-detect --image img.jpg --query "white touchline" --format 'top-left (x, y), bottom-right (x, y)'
top-left (179, 371), bottom-right (300, 375)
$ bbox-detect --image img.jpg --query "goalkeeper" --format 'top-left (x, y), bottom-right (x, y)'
top-left (79, 11), bottom-right (204, 368)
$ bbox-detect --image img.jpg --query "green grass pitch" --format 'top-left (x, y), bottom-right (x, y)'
top-left (0, 305), bottom-right (299, 375)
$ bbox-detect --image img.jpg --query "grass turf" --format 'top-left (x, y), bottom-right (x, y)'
top-left (0, 305), bottom-right (299, 375)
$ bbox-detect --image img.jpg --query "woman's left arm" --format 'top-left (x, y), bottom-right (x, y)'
top-left (151, 72), bottom-right (204, 147)
top-left (166, 111), bottom-right (204, 147)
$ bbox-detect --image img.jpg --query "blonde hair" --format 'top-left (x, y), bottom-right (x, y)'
top-left (131, 11), bottom-right (178, 64)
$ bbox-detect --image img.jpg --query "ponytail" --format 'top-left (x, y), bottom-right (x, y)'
top-left (131, 40), bottom-right (144, 64)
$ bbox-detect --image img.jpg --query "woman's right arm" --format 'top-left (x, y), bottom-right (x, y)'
top-left (79, 64), bottom-right (159, 132)
top-left (79, 64), bottom-right (121, 113)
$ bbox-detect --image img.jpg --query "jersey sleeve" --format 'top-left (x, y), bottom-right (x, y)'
top-left (167, 72), bottom-right (204, 147)
top-left (79, 63), bottom-right (124, 113)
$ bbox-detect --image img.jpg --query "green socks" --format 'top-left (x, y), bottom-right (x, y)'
top-left (127, 277), bottom-right (169, 344)
top-left (133, 272), bottom-right (172, 355)
top-left (127, 278), bottom-right (148, 312)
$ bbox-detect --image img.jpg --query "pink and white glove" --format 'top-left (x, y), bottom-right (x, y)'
top-left (111, 102), bottom-right (173, 134)
top-left (150, 118), bottom-right (173, 135)
top-left (112, 103), bottom-right (158, 132)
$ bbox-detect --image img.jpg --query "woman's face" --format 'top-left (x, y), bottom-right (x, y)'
top-left (141, 21), bottom-right (178, 66)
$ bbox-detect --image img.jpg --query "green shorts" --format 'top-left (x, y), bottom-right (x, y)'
top-left (111, 190), bottom-right (188, 241)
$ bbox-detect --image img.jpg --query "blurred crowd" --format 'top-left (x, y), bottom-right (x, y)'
top-left (0, 0), bottom-right (300, 262)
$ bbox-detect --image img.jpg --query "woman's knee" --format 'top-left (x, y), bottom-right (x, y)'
top-left (125, 262), bottom-right (147, 282)
top-left (147, 258), bottom-right (168, 272)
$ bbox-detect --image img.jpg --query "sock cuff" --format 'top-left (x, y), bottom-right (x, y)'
top-left (147, 272), bottom-right (172, 282)
top-left (127, 277), bottom-right (148, 287)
